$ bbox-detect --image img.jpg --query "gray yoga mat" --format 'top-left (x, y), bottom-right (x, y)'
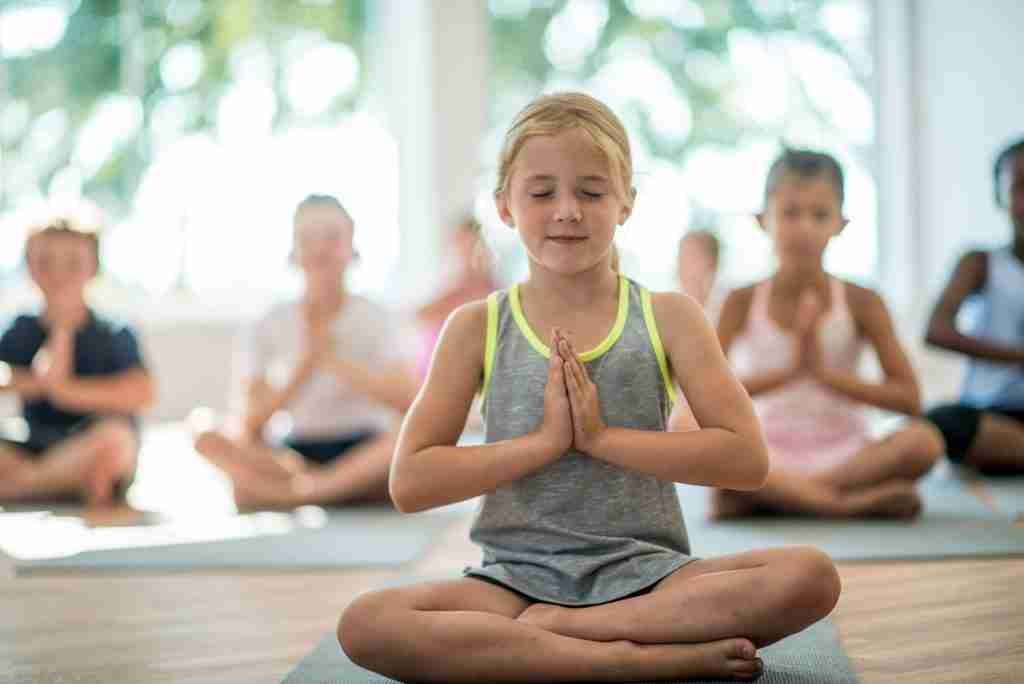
top-left (676, 468), bottom-right (1024, 561)
top-left (285, 617), bottom-right (855, 684)
top-left (8, 505), bottom-right (463, 575)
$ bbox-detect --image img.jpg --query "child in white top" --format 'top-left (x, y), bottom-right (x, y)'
top-left (193, 195), bottom-right (416, 508)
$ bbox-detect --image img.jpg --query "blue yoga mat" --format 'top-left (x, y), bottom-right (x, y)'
top-left (676, 468), bottom-right (1024, 561)
top-left (5, 505), bottom-right (463, 575)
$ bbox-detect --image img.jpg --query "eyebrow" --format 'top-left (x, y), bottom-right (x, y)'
top-left (522, 174), bottom-right (609, 183)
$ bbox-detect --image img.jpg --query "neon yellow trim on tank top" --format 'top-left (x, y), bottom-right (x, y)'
top-left (508, 274), bottom-right (630, 361)
top-left (480, 292), bottom-right (499, 399)
top-left (640, 287), bottom-right (678, 406)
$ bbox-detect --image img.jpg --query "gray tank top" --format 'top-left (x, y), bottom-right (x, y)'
top-left (463, 275), bottom-right (694, 606)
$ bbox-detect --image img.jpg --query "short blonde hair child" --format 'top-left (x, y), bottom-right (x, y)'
top-left (25, 217), bottom-right (101, 269)
top-left (495, 92), bottom-right (635, 210)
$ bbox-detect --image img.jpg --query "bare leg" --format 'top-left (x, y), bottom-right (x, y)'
top-left (197, 429), bottom-right (394, 509)
top-left (712, 469), bottom-right (921, 519)
top-left (520, 546), bottom-right (840, 649)
top-left (194, 430), bottom-right (304, 480)
top-left (815, 420), bottom-right (943, 491)
top-left (962, 413), bottom-right (1024, 474)
top-left (291, 432), bottom-right (395, 505)
top-left (0, 420), bottom-right (137, 506)
top-left (339, 578), bottom-right (762, 683)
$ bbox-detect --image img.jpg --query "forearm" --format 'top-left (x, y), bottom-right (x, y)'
top-left (818, 369), bottom-right (920, 415)
top-left (925, 328), bottom-right (1024, 364)
top-left (587, 426), bottom-right (769, 491)
top-left (326, 359), bottom-right (417, 413)
top-left (0, 367), bottom-right (45, 398)
top-left (740, 366), bottom-right (797, 396)
top-left (49, 372), bottom-right (155, 414)
top-left (391, 431), bottom-right (560, 513)
top-left (243, 364), bottom-right (315, 434)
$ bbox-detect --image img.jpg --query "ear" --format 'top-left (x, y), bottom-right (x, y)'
top-left (618, 187), bottom-right (636, 225)
top-left (494, 190), bottom-right (515, 229)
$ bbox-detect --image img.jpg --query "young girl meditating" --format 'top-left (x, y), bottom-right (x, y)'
top-left (714, 149), bottom-right (944, 519)
top-left (337, 94), bottom-right (840, 683)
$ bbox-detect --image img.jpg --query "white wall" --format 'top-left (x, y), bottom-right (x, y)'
top-left (877, 0), bottom-right (1024, 403)
top-left (916, 0), bottom-right (1024, 295)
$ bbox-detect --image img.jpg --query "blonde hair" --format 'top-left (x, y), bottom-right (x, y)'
top-left (25, 217), bottom-right (101, 268)
top-left (495, 92), bottom-right (634, 210)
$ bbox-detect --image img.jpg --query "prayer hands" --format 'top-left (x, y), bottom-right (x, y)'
top-left (554, 330), bottom-right (607, 455)
top-left (539, 328), bottom-right (574, 456)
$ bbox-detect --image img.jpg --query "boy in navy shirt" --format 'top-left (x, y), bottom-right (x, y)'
top-left (0, 219), bottom-right (155, 506)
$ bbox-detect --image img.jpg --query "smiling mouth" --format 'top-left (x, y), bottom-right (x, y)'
top-left (548, 236), bottom-right (588, 243)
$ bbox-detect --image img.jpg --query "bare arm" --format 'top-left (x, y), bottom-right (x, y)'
top-left (241, 359), bottom-right (317, 439)
top-left (568, 292), bottom-right (768, 491)
top-left (48, 368), bottom-right (156, 414)
top-left (0, 366), bottom-right (47, 399)
top-left (321, 358), bottom-right (418, 414)
top-left (817, 284), bottom-right (921, 415)
top-left (717, 285), bottom-right (799, 397)
top-left (925, 251), bottom-right (1024, 364)
top-left (390, 302), bottom-right (572, 513)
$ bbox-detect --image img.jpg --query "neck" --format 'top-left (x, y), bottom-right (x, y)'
top-left (304, 278), bottom-right (346, 311)
top-left (774, 262), bottom-right (828, 293)
top-left (43, 294), bottom-right (89, 328)
top-left (521, 261), bottom-right (619, 310)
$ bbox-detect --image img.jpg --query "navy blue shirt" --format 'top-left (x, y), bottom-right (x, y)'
top-left (0, 311), bottom-right (146, 435)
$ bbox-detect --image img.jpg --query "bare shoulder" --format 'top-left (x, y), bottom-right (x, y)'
top-left (842, 280), bottom-right (888, 317)
top-left (441, 298), bottom-right (489, 352)
top-left (720, 283), bottom-right (757, 314)
top-left (649, 290), bottom-right (709, 346)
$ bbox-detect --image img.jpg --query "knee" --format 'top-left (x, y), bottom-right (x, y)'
top-left (90, 421), bottom-right (136, 468)
top-left (337, 590), bottom-right (390, 669)
top-left (786, 547), bottom-right (841, 618)
top-left (902, 420), bottom-right (945, 471)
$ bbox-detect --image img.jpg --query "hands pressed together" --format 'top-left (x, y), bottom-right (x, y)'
top-left (540, 327), bottom-right (608, 456)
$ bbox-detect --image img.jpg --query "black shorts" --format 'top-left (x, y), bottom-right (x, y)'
top-left (283, 430), bottom-right (378, 466)
top-left (924, 403), bottom-right (1024, 464)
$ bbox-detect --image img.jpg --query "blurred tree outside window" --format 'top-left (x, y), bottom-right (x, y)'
top-left (480, 0), bottom-right (875, 291)
top-left (0, 0), bottom-right (399, 304)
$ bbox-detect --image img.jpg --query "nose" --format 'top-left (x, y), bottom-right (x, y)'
top-left (554, 194), bottom-right (582, 223)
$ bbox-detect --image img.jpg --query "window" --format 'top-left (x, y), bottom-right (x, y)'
top-left (0, 0), bottom-right (397, 305)
top-left (481, 0), bottom-right (875, 291)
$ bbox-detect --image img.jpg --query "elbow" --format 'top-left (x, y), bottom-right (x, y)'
top-left (923, 324), bottom-right (952, 351)
top-left (139, 376), bottom-right (158, 410)
top-left (730, 436), bottom-right (770, 491)
top-left (748, 444), bottom-right (771, 490)
top-left (388, 468), bottom-right (429, 514)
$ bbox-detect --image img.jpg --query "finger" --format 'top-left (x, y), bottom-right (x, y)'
top-left (564, 360), bottom-right (583, 409)
top-left (564, 340), bottom-right (588, 386)
top-left (549, 329), bottom-right (562, 368)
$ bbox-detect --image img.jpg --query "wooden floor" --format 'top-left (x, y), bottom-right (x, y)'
top-left (2, 512), bottom-right (1023, 684)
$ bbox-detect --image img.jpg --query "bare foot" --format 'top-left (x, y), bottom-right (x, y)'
top-left (710, 488), bottom-right (761, 519)
top-left (845, 480), bottom-right (922, 519)
top-left (623, 637), bottom-right (763, 681)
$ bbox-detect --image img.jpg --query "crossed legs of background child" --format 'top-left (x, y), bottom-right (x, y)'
top-left (194, 429), bottom-right (394, 509)
top-left (339, 546), bottom-right (839, 682)
top-left (713, 419), bottom-right (945, 519)
top-left (0, 419), bottom-right (137, 506)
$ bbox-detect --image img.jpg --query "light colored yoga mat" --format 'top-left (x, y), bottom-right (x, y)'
top-left (676, 467), bottom-right (1024, 561)
top-left (285, 617), bottom-right (855, 684)
top-left (4, 505), bottom-right (463, 575)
